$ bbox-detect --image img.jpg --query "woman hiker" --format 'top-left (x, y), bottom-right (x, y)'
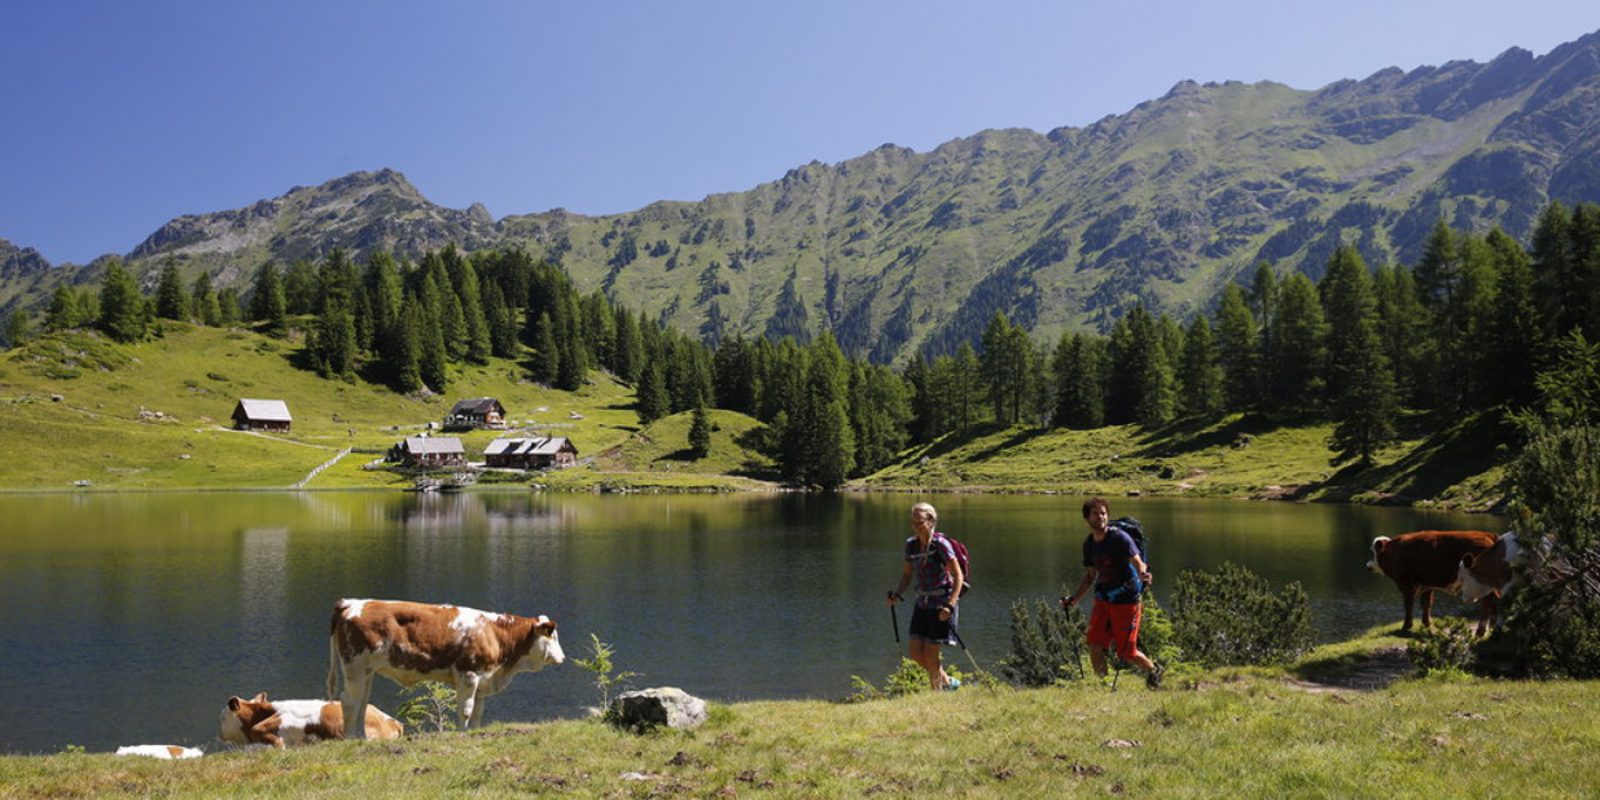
top-left (887, 501), bottom-right (964, 690)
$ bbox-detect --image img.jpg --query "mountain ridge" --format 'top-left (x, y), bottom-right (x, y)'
top-left (6, 29), bottom-right (1600, 362)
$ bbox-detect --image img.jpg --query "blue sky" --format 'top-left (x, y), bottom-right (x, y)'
top-left (4, 1), bottom-right (1599, 265)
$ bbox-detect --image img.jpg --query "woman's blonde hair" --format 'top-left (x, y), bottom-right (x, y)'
top-left (911, 501), bottom-right (937, 523)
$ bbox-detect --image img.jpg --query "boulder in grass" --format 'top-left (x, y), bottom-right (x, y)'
top-left (608, 687), bottom-right (707, 731)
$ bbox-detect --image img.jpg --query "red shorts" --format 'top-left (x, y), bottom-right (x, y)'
top-left (1086, 598), bottom-right (1143, 661)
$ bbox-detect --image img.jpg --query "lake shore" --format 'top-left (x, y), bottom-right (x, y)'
top-left (2, 628), bottom-right (1590, 798)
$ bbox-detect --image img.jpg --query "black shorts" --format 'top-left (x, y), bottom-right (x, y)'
top-left (908, 602), bottom-right (958, 645)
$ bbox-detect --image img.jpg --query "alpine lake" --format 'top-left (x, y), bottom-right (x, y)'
top-left (0, 491), bottom-right (1496, 754)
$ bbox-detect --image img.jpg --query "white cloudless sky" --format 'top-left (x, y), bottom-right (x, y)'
top-left (4, 0), bottom-right (1599, 264)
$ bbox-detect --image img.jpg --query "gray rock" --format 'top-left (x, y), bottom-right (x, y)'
top-left (609, 687), bottom-right (707, 731)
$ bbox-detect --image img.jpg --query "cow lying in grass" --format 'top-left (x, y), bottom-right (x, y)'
top-left (327, 598), bottom-right (565, 738)
top-left (219, 692), bottom-right (403, 748)
top-left (116, 744), bottom-right (203, 759)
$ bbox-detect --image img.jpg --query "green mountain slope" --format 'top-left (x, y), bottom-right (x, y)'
top-left (7, 30), bottom-right (1600, 362)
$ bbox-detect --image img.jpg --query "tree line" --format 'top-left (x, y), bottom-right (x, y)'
top-left (7, 201), bottom-right (1599, 489)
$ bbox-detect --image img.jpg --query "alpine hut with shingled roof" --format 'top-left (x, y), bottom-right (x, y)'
top-left (483, 436), bottom-right (578, 470)
top-left (232, 398), bottom-right (293, 432)
top-left (444, 397), bottom-right (507, 430)
top-left (391, 436), bottom-right (468, 468)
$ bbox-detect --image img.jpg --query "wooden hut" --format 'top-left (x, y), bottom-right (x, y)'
top-left (392, 436), bottom-right (467, 468)
top-left (232, 398), bottom-right (292, 432)
top-left (483, 437), bottom-right (578, 470)
top-left (444, 398), bottom-right (507, 430)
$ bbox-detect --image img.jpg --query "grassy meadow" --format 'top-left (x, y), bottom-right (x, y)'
top-left (0, 322), bottom-right (1512, 508)
top-left (3, 627), bottom-right (1594, 798)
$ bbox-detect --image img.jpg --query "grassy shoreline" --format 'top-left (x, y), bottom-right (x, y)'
top-left (3, 627), bottom-right (1592, 798)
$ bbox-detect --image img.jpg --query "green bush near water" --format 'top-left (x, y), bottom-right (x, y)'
top-left (1168, 562), bottom-right (1313, 667)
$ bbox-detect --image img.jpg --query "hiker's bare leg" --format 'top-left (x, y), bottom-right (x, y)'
top-left (909, 639), bottom-right (946, 689)
top-left (1088, 642), bottom-right (1109, 677)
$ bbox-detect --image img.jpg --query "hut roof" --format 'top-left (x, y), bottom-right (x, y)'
top-left (235, 398), bottom-right (292, 422)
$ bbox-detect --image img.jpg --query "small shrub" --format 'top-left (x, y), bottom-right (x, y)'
top-left (1408, 616), bottom-right (1477, 677)
top-left (1169, 561), bottom-right (1313, 667)
top-left (998, 593), bottom-right (1084, 686)
top-left (571, 634), bottom-right (640, 716)
top-left (847, 658), bottom-right (971, 701)
top-left (396, 681), bottom-right (458, 733)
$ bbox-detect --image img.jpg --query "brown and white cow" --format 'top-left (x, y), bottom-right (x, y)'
top-left (1458, 531), bottom-right (1523, 607)
top-left (1367, 530), bottom-right (1498, 634)
top-left (219, 692), bottom-right (403, 748)
top-left (327, 599), bottom-right (565, 739)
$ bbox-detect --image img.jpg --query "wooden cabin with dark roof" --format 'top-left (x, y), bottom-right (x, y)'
top-left (445, 397), bottom-right (507, 430)
top-left (232, 398), bottom-right (293, 432)
top-left (483, 437), bottom-right (578, 470)
top-left (391, 436), bottom-right (468, 468)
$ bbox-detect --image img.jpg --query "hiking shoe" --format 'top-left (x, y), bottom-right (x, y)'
top-left (945, 677), bottom-right (962, 692)
top-left (1145, 663), bottom-right (1166, 690)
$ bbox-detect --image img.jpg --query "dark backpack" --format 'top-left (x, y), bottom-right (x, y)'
top-left (1109, 516), bottom-right (1149, 570)
top-left (935, 532), bottom-right (972, 597)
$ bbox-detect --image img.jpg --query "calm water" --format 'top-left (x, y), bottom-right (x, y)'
top-left (0, 491), bottom-right (1495, 755)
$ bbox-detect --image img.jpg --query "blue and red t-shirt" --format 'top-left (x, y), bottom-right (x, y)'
top-left (905, 533), bottom-right (958, 609)
top-left (1083, 528), bottom-right (1143, 603)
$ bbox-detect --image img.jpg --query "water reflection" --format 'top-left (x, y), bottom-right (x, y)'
top-left (0, 492), bottom-right (1496, 754)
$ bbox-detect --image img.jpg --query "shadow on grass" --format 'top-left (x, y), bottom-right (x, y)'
top-left (1130, 412), bottom-right (1294, 459)
top-left (1293, 645), bottom-right (1413, 691)
top-left (1317, 411), bottom-right (1513, 504)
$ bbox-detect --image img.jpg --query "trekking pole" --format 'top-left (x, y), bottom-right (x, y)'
top-left (1061, 598), bottom-right (1087, 681)
top-left (887, 592), bottom-right (901, 644)
top-left (947, 624), bottom-right (997, 694)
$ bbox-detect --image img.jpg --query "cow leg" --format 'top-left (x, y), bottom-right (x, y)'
top-left (1477, 595), bottom-right (1498, 637)
top-left (469, 685), bottom-right (489, 729)
top-left (1419, 589), bottom-right (1435, 629)
top-left (1400, 587), bottom-right (1416, 632)
top-left (341, 669), bottom-right (375, 740)
top-left (252, 715), bottom-right (286, 749)
top-left (456, 673), bottom-right (482, 730)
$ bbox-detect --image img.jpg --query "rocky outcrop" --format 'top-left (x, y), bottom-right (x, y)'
top-left (608, 687), bottom-right (708, 731)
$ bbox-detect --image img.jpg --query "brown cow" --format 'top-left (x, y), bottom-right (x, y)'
top-left (219, 692), bottom-right (403, 748)
top-left (1366, 530), bottom-right (1497, 634)
top-left (327, 599), bottom-right (565, 738)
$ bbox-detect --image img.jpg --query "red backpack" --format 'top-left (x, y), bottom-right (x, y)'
top-left (935, 532), bottom-right (972, 597)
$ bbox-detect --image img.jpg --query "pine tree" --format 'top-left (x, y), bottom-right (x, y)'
top-left (1268, 273), bottom-right (1327, 414)
top-left (312, 296), bottom-right (357, 379)
top-left (97, 259), bottom-right (147, 343)
top-left (44, 284), bottom-right (83, 332)
top-left (1215, 284), bottom-right (1258, 411)
top-left (950, 342), bottom-right (983, 433)
top-left (154, 260), bottom-right (189, 321)
top-left (712, 335), bottom-right (757, 414)
top-left (612, 306), bottom-right (643, 383)
top-left (903, 354), bottom-right (943, 443)
top-left (533, 312), bottom-right (560, 385)
top-left (1373, 264), bottom-right (1426, 406)
top-left (1179, 314), bottom-right (1222, 417)
top-left (385, 302), bottom-right (424, 393)
top-left (636, 360), bottom-right (669, 425)
top-left (1249, 263), bottom-right (1279, 401)
top-left (282, 259), bottom-right (320, 315)
top-left (1321, 246), bottom-right (1397, 466)
top-left (799, 332), bottom-right (855, 488)
top-left (1483, 228), bottom-right (1541, 408)
top-left (417, 275), bottom-right (449, 392)
top-left (3, 310), bottom-right (31, 347)
top-left (191, 271), bottom-right (222, 326)
top-left (1530, 201), bottom-right (1576, 342)
top-left (688, 404), bottom-right (712, 459)
top-left (1053, 333), bottom-right (1105, 429)
top-left (217, 288), bottom-right (243, 326)
top-left (249, 263), bottom-right (288, 333)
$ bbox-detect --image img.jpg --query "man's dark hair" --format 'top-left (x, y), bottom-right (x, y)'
top-left (1082, 496), bottom-right (1109, 519)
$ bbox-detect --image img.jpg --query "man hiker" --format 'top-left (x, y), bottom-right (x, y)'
top-left (1061, 496), bottom-right (1164, 689)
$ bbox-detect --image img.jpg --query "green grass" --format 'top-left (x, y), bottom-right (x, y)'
top-left (0, 327), bottom-right (1510, 506)
top-left (4, 631), bottom-right (1594, 798)
top-left (0, 324), bottom-right (643, 491)
top-left (856, 412), bottom-right (1508, 511)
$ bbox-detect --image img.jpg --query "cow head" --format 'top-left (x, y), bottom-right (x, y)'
top-left (219, 692), bottom-right (272, 744)
top-left (1457, 552), bottom-right (1497, 603)
top-left (534, 616), bottom-right (565, 667)
top-left (1366, 537), bottom-right (1391, 574)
